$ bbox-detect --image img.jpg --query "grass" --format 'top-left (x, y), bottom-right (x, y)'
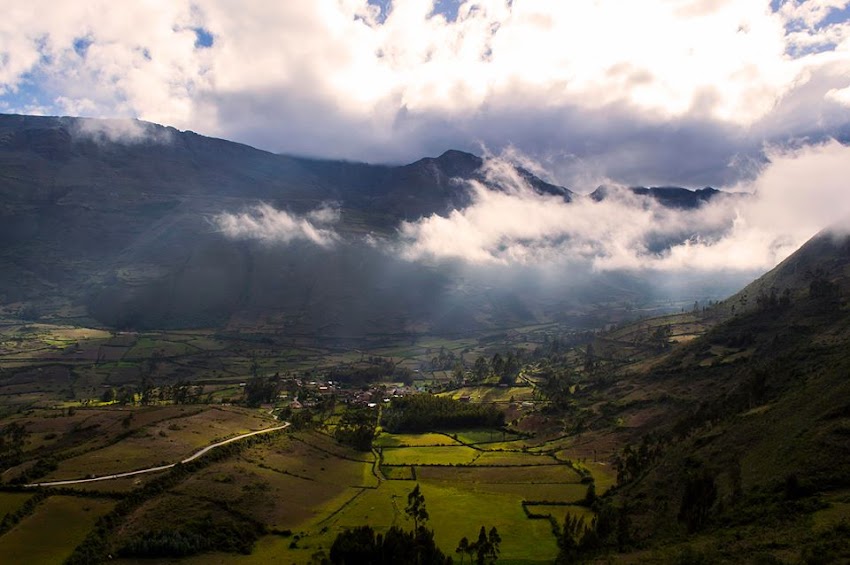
top-left (0, 496), bottom-right (114, 564)
top-left (527, 503), bottom-right (595, 524)
top-left (471, 451), bottom-right (559, 466)
top-left (124, 336), bottom-right (195, 359)
top-left (373, 432), bottom-right (461, 447)
top-left (0, 492), bottom-right (33, 518)
top-left (441, 386), bottom-right (533, 404)
top-left (416, 464), bottom-right (583, 485)
top-left (380, 446), bottom-right (479, 466)
top-left (381, 465), bottom-right (415, 480)
top-left (41, 406), bottom-right (274, 480)
top-left (423, 482), bottom-right (560, 562)
top-left (440, 428), bottom-right (513, 444)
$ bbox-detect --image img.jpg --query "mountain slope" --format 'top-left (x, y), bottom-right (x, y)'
top-left (590, 228), bottom-right (850, 561)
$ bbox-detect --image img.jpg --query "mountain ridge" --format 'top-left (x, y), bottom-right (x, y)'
top-left (0, 113), bottom-right (750, 333)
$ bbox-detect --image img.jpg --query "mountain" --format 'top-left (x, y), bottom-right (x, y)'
top-left (576, 227), bottom-right (850, 561)
top-left (589, 184), bottom-right (738, 209)
top-left (0, 113), bottom-right (738, 335)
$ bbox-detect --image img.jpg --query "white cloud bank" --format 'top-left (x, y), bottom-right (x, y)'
top-left (213, 203), bottom-right (340, 248)
top-left (397, 140), bottom-right (850, 272)
top-left (1, 1), bottom-right (849, 188)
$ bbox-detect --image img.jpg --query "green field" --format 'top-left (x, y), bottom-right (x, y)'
top-left (526, 503), bottom-right (595, 524)
top-left (373, 432), bottom-right (461, 447)
top-left (471, 450), bottom-right (559, 466)
top-left (0, 320), bottom-right (620, 564)
top-left (380, 445), bottom-right (480, 466)
top-left (0, 496), bottom-right (114, 564)
top-left (0, 492), bottom-right (33, 518)
top-left (439, 428), bottom-right (516, 444)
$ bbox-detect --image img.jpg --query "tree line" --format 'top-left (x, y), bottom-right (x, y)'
top-left (381, 395), bottom-right (504, 433)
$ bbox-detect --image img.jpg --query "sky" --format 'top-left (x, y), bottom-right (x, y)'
top-left (1, 0), bottom-right (849, 192)
top-left (2, 1), bottom-right (850, 277)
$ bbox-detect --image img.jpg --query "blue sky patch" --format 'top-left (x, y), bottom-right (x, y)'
top-left (367, 0), bottom-right (464, 23)
top-left (817, 3), bottom-right (850, 29)
top-left (431, 0), bottom-right (462, 22)
top-left (73, 37), bottom-right (93, 58)
top-left (0, 72), bottom-right (55, 114)
top-left (193, 27), bottom-right (214, 48)
top-left (367, 0), bottom-right (390, 23)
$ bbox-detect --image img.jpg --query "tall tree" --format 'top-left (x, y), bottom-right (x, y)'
top-left (406, 484), bottom-right (429, 532)
top-left (456, 537), bottom-right (470, 564)
top-left (487, 527), bottom-right (501, 562)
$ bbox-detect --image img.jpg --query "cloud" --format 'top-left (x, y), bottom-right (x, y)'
top-left (1, 1), bottom-right (849, 188)
top-left (71, 117), bottom-right (174, 144)
top-left (213, 203), bottom-right (340, 247)
top-left (396, 139), bottom-right (850, 273)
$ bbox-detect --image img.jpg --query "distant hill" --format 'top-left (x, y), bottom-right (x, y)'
top-left (589, 184), bottom-right (742, 209)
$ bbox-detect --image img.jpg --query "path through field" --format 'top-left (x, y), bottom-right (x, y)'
top-left (24, 422), bottom-right (290, 487)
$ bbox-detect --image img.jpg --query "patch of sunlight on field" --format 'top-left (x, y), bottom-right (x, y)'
top-left (373, 432), bottom-right (461, 447)
top-left (813, 499), bottom-right (850, 532)
top-left (472, 450), bottom-right (559, 466)
top-left (422, 482), bottom-right (559, 562)
top-left (583, 461), bottom-right (617, 493)
top-left (439, 428), bottom-right (512, 444)
top-left (380, 445), bottom-right (479, 465)
top-left (0, 496), bottom-right (114, 565)
top-left (175, 478), bottom-right (563, 564)
top-left (416, 464), bottom-right (583, 485)
top-left (442, 386), bottom-right (532, 403)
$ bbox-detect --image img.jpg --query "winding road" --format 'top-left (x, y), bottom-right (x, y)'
top-left (24, 422), bottom-right (290, 488)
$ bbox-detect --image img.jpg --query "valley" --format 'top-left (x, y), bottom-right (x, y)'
top-left (1, 114), bottom-right (849, 564)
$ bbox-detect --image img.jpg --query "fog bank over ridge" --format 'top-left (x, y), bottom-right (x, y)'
top-left (213, 140), bottom-right (850, 279)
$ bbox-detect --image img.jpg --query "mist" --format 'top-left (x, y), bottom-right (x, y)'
top-left (213, 203), bottom-right (341, 248)
top-left (203, 138), bottom-right (850, 336)
top-left (398, 140), bottom-right (850, 275)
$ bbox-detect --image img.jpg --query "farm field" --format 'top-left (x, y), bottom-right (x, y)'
top-left (373, 432), bottom-right (461, 447)
top-left (111, 422), bottom-right (599, 564)
top-left (380, 445), bottom-right (479, 466)
top-left (0, 492), bottom-right (33, 518)
top-left (44, 406), bottom-right (273, 480)
top-left (0, 496), bottom-right (114, 564)
top-left (0, 319), bottom-right (616, 564)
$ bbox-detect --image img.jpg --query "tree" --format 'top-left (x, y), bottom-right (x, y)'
top-left (678, 466), bottom-right (717, 533)
top-left (473, 356), bottom-right (489, 381)
top-left (475, 527), bottom-right (489, 565)
top-left (406, 484), bottom-right (429, 532)
top-left (100, 387), bottom-right (116, 403)
top-left (487, 527), bottom-right (501, 562)
top-left (583, 343), bottom-right (596, 373)
top-left (330, 522), bottom-right (452, 564)
top-left (334, 406), bottom-right (376, 451)
top-left (244, 376), bottom-right (280, 407)
top-left (455, 525), bottom-right (502, 565)
top-left (557, 513), bottom-right (587, 563)
top-left (583, 482), bottom-right (597, 506)
top-left (0, 422), bottom-right (28, 469)
top-left (456, 537), bottom-right (470, 564)
top-left (329, 525), bottom-right (377, 563)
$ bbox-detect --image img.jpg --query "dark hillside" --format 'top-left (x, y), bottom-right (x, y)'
top-left (594, 230), bottom-right (850, 562)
